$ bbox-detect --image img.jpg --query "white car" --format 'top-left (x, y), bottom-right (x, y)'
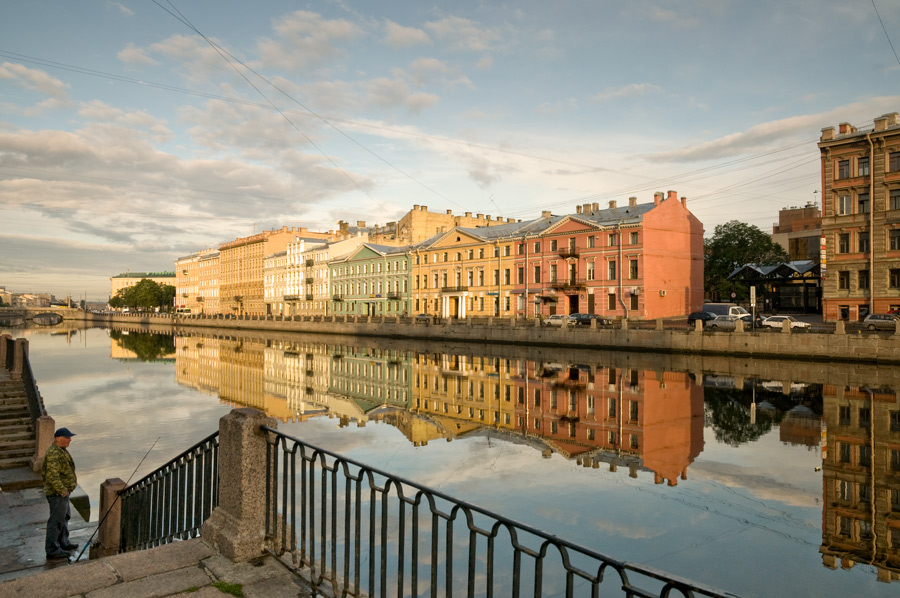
top-left (544, 314), bottom-right (570, 327)
top-left (761, 315), bottom-right (810, 330)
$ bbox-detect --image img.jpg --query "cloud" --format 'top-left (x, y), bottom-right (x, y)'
top-left (106, 2), bottom-right (134, 17)
top-left (425, 16), bottom-right (501, 53)
top-left (593, 83), bottom-right (662, 102)
top-left (384, 20), bottom-right (430, 48)
top-left (0, 62), bottom-right (70, 98)
top-left (364, 77), bottom-right (439, 113)
top-left (648, 96), bottom-right (900, 162)
top-left (256, 10), bottom-right (361, 72)
top-left (79, 100), bottom-right (172, 142)
top-left (538, 98), bottom-right (579, 115)
top-left (117, 43), bottom-right (158, 66)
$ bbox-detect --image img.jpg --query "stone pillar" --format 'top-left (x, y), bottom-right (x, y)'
top-left (735, 319), bottom-right (744, 333)
top-left (0, 333), bottom-right (10, 368)
top-left (91, 478), bottom-right (127, 558)
top-left (781, 320), bottom-right (791, 334)
top-left (655, 319), bottom-right (663, 331)
top-left (620, 319), bottom-right (628, 330)
top-left (202, 408), bottom-right (277, 562)
top-left (694, 319), bottom-right (703, 332)
top-left (835, 320), bottom-right (845, 335)
top-left (11, 338), bottom-right (27, 380)
top-left (31, 415), bottom-right (55, 473)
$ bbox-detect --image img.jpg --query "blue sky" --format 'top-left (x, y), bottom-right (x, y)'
top-left (1, 0), bottom-right (899, 301)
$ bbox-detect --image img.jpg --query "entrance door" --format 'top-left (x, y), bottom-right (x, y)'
top-left (568, 294), bottom-right (579, 313)
top-left (449, 297), bottom-right (459, 318)
top-left (587, 293), bottom-right (595, 314)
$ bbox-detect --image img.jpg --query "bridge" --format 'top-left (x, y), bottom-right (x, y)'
top-left (0, 307), bottom-right (77, 327)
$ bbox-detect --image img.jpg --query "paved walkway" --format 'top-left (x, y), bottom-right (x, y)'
top-left (0, 482), bottom-right (314, 598)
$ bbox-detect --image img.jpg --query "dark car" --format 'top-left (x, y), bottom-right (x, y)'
top-left (567, 313), bottom-right (612, 327)
top-left (687, 311), bottom-right (716, 327)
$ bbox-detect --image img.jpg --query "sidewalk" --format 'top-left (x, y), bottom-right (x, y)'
top-left (0, 482), bottom-right (313, 598)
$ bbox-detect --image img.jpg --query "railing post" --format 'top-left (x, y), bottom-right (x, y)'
top-left (92, 478), bottom-right (127, 558)
top-left (0, 333), bottom-right (10, 369)
top-left (201, 407), bottom-right (276, 562)
top-left (31, 415), bottom-right (55, 473)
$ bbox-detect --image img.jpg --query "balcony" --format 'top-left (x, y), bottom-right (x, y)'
top-left (305, 294), bottom-right (314, 301)
top-left (441, 285), bottom-right (469, 293)
top-left (332, 295), bottom-right (344, 302)
top-left (305, 259), bottom-right (315, 267)
top-left (305, 278), bottom-right (316, 285)
top-left (558, 248), bottom-right (579, 259)
top-left (283, 295), bottom-right (300, 301)
top-left (549, 278), bottom-right (586, 290)
top-left (387, 292), bottom-right (402, 300)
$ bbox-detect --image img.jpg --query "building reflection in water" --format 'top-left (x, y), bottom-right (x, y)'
top-left (821, 384), bottom-right (900, 582)
top-left (110, 330), bottom-right (900, 583)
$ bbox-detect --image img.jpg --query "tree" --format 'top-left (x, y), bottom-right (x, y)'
top-left (704, 221), bottom-right (788, 301)
top-left (109, 279), bottom-right (175, 311)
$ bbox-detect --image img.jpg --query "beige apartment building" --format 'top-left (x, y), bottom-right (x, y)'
top-left (819, 112), bottom-right (900, 320)
top-left (219, 226), bottom-right (333, 316)
top-left (109, 271), bottom-right (175, 301)
top-left (175, 249), bottom-right (219, 314)
top-left (365, 205), bottom-right (519, 246)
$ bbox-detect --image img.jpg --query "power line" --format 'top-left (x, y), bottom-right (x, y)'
top-left (871, 0), bottom-right (900, 68)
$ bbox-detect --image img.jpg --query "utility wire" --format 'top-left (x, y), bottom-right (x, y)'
top-left (871, 0), bottom-right (900, 68)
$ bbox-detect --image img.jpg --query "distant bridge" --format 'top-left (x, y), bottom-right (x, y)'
top-left (0, 308), bottom-right (72, 327)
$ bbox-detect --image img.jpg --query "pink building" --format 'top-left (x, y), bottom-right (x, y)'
top-left (513, 191), bottom-right (704, 320)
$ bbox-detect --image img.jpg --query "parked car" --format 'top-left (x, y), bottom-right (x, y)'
top-left (760, 315), bottom-right (811, 330)
top-left (687, 311), bottom-right (717, 327)
top-left (706, 314), bottom-right (742, 331)
top-left (701, 303), bottom-right (750, 318)
top-left (863, 313), bottom-right (898, 331)
top-left (544, 314), bottom-right (569, 327)
top-left (415, 313), bottom-right (433, 324)
top-left (567, 313), bottom-right (612, 327)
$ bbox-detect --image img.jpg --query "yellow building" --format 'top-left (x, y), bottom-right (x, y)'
top-left (175, 249), bottom-right (219, 314)
top-left (219, 227), bottom-right (333, 316)
top-left (377, 204), bottom-right (520, 246)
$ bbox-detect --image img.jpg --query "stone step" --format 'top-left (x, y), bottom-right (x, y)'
top-left (0, 438), bottom-right (35, 451)
top-left (0, 429), bottom-right (34, 442)
top-left (0, 456), bottom-right (33, 470)
top-left (0, 417), bottom-right (32, 430)
top-left (0, 405), bottom-right (30, 420)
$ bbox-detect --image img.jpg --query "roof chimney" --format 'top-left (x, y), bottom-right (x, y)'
top-left (421, 205), bottom-right (428, 211)
top-left (446, 209), bottom-right (452, 215)
top-left (582, 203), bottom-right (591, 214)
top-left (357, 220), bottom-right (366, 228)
top-left (609, 200), bottom-right (617, 209)
top-left (628, 196), bottom-right (637, 206)
top-left (654, 192), bottom-right (663, 206)
top-left (592, 203), bottom-right (598, 213)
top-left (465, 212), bottom-right (472, 217)
top-left (667, 190), bottom-right (677, 202)
top-left (681, 196), bottom-right (687, 207)
top-left (541, 210), bottom-right (552, 218)
top-left (576, 205), bottom-right (582, 214)
top-left (820, 126), bottom-right (834, 142)
top-left (413, 204), bottom-right (419, 210)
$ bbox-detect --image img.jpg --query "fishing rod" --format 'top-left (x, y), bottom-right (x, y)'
top-left (74, 436), bottom-right (160, 562)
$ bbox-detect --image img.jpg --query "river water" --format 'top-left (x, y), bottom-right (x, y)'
top-left (4, 324), bottom-right (898, 598)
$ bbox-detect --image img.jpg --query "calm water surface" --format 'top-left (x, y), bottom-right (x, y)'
top-left (4, 325), bottom-right (896, 598)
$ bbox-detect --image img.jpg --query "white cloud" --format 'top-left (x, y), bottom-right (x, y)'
top-left (365, 77), bottom-right (439, 113)
top-left (106, 2), bottom-right (134, 17)
top-left (425, 16), bottom-right (500, 53)
top-left (538, 98), bottom-right (579, 115)
top-left (593, 83), bottom-right (662, 102)
top-left (117, 43), bottom-right (158, 66)
top-left (0, 62), bottom-right (70, 98)
top-left (384, 20), bottom-right (430, 48)
top-left (256, 10), bottom-right (361, 72)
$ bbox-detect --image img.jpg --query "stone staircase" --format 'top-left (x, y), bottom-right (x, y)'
top-left (0, 371), bottom-right (36, 471)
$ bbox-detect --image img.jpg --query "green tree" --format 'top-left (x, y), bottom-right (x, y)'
top-left (109, 279), bottom-right (174, 311)
top-left (109, 330), bottom-right (175, 361)
top-left (704, 221), bottom-right (788, 301)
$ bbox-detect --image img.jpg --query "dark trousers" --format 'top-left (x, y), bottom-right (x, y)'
top-left (45, 495), bottom-right (71, 555)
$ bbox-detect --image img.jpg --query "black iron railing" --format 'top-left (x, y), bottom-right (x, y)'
top-left (119, 432), bottom-right (219, 552)
top-left (19, 345), bottom-right (46, 425)
top-left (262, 426), bottom-right (737, 598)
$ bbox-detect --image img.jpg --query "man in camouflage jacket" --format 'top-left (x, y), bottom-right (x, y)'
top-left (42, 427), bottom-right (78, 559)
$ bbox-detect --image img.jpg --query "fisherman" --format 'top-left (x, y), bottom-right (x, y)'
top-left (42, 427), bottom-right (78, 560)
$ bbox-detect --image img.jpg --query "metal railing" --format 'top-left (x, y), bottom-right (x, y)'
top-left (262, 426), bottom-right (737, 598)
top-left (119, 431), bottom-right (219, 552)
top-left (19, 344), bottom-right (46, 425)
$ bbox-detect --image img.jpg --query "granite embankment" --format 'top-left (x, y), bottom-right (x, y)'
top-left (78, 311), bottom-right (900, 365)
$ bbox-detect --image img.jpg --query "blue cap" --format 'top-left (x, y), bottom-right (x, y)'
top-left (54, 428), bottom-right (76, 438)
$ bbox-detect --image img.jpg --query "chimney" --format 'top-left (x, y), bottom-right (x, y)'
top-left (413, 204), bottom-right (419, 210)
top-left (875, 115), bottom-right (889, 132)
top-left (465, 212), bottom-right (472, 217)
top-left (889, 112), bottom-right (900, 126)
top-left (357, 220), bottom-right (366, 228)
top-left (592, 203), bottom-right (599, 213)
top-left (446, 209), bottom-right (452, 215)
top-left (681, 196), bottom-right (687, 207)
top-left (485, 215), bottom-right (492, 221)
top-left (576, 205), bottom-right (582, 214)
top-left (838, 122), bottom-right (851, 134)
top-left (541, 210), bottom-right (552, 218)
top-left (477, 213), bottom-right (483, 219)
top-left (609, 200), bottom-right (617, 209)
top-left (582, 203), bottom-right (590, 214)
top-left (667, 190), bottom-right (677, 202)
top-left (654, 192), bottom-right (663, 205)
top-left (628, 196), bottom-right (637, 207)
top-left (820, 126), bottom-right (834, 142)
top-left (421, 205), bottom-right (427, 211)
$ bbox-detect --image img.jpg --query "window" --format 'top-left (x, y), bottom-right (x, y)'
top-left (891, 269), bottom-right (900, 289)
top-left (838, 233), bottom-right (850, 253)
top-left (587, 236), bottom-right (595, 248)
top-left (630, 231), bottom-right (639, 245)
top-left (839, 442), bottom-right (851, 463)
top-left (504, 269), bottom-right (510, 285)
top-left (891, 230), bottom-right (900, 251)
top-left (858, 156), bottom-right (869, 177)
top-left (859, 445), bottom-right (871, 467)
top-left (549, 263), bottom-right (557, 282)
top-left (839, 517), bottom-right (852, 537)
top-left (859, 407), bottom-right (871, 428)
top-left (630, 434), bottom-right (639, 449)
top-left (533, 265), bottom-right (541, 283)
top-left (630, 293), bottom-right (638, 310)
top-left (859, 269), bottom-right (869, 290)
top-left (479, 248), bottom-right (484, 259)
top-left (890, 151), bottom-right (900, 172)
top-left (517, 267), bottom-right (524, 284)
top-left (517, 244), bottom-right (524, 255)
top-left (504, 245), bottom-right (511, 256)
top-left (550, 240), bottom-right (558, 251)
top-left (891, 410), bottom-right (900, 431)
top-left (608, 431), bottom-right (617, 444)
top-left (892, 450), bottom-right (900, 471)
top-left (608, 398), bottom-right (617, 418)
top-left (586, 262), bottom-right (595, 281)
top-left (608, 293), bottom-right (616, 310)
top-left (838, 160), bottom-right (850, 179)
top-left (837, 195), bottom-right (851, 215)
top-left (858, 231), bottom-right (869, 253)
top-left (534, 242), bottom-right (540, 253)
top-left (534, 389), bottom-right (541, 406)
top-left (630, 400), bottom-right (639, 421)
top-left (858, 193), bottom-right (869, 214)
top-left (629, 259), bottom-right (638, 279)
top-left (839, 406), bottom-right (851, 425)
top-left (838, 480), bottom-right (850, 501)
top-left (838, 271), bottom-right (850, 289)
top-left (608, 234), bottom-right (617, 246)
top-left (892, 189), bottom-right (900, 211)
top-left (608, 260), bottom-right (617, 280)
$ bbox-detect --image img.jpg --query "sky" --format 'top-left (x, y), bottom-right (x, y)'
top-left (1, 1), bottom-right (899, 301)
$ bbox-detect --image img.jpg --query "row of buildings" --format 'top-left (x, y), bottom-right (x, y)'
top-left (171, 192), bottom-right (705, 320)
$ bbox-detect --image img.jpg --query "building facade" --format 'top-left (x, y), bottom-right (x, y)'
top-left (330, 244), bottom-right (412, 317)
top-left (175, 249), bottom-right (219, 314)
top-left (109, 271), bottom-right (175, 301)
top-left (819, 112), bottom-right (900, 321)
